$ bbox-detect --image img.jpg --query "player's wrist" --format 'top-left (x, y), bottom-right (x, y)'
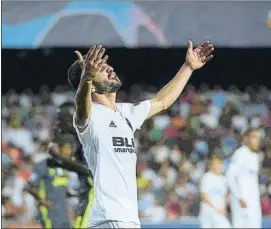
top-left (82, 75), bottom-right (94, 83)
top-left (85, 79), bottom-right (94, 85)
top-left (80, 70), bottom-right (95, 82)
top-left (184, 62), bottom-right (194, 71)
top-left (78, 77), bottom-right (93, 90)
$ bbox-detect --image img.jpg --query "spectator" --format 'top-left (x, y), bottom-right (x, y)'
top-left (166, 193), bottom-right (182, 220)
top-left (175, 173), bottom-right (197, 201)
top-left (5, 114), bottom-right (35, 156)
top-left (261, 193), bottom-right (271, 217)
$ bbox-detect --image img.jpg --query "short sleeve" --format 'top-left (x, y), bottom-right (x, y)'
top-left (73, 113), bottom-right (93, 145)
top-left (121, 100), bottom-right (151, 131)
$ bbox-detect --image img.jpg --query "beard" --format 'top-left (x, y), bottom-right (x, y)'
top-left (94, 79), bottom-right (122, 94)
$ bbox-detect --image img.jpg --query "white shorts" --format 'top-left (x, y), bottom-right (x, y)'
top-left (89, 220), bottom-right (141, 228)
top-left (231, 209), bottom-right (262, 228)
top-left (200, 214), bottom-right (232, 228)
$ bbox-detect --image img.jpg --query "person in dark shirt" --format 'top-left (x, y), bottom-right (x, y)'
top-left (28, 142), bottom-right (72, 228)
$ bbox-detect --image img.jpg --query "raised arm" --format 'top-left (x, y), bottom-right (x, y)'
top-left (147, 40), bottom-right (214, 119)
top-left (74, 45), bottom-right (108, 131)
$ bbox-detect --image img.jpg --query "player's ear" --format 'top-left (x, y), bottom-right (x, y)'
top-left (91, 86), bottom-right (96, 93)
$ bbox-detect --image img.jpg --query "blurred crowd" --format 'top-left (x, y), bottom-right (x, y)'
top-left (2, 84), bottom-right (271, 226)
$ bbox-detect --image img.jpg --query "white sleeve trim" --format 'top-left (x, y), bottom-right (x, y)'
top-left (73, 113), bottom-right (91, 135)
top-left (72, 113), bottom-right (93, 144)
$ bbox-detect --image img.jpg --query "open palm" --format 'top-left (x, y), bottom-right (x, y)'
top-left (186, 40), bottom-right (214, 70)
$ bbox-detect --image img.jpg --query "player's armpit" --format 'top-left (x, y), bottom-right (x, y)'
top-left (127, 100), bottom-right (152, 131)
top-left (146, 98), bottom-right (165, 119)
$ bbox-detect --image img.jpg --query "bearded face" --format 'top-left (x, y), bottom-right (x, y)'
top-left (92, 64), bottom-right (122, 94)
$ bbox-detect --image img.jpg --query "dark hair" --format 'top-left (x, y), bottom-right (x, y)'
top-left (57, 101), bottom-right (74, 119)
top-left (58, 101), bottom-right (74, 110)
top-left (67, 59), bottom-right (82, 90)
top-left (243, 127), bottom-right (259, 137)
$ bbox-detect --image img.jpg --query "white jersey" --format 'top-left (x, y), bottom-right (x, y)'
top-left (226, 145), bottom-right (260, 205)
top-left (73, 100), bottom-right (151, 226)
top-left (200, 171), bottom-right (228, 216)
top-left (226, 145), bottom-right (261, 228)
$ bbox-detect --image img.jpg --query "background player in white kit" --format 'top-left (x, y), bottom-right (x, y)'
top-left (226, 128), bottom-right (262, 228)
top-left (199, 156), bottom-right (231, 228)
top-left (68, 42), bottom-right (214, 228)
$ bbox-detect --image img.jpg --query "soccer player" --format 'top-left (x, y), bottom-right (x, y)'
top-left (47, 143), bottom-right (94, 228)
top-left (226, 128), bottom-right (262, 228)
top-left (199, 156), bottom-right (231, 228)
top-left (68, 41), bottom-right (214, 228)
top-left (28, 141), bottom-right (73, 228)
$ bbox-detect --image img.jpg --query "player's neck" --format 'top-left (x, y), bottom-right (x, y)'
top-left (245, 144), bottom-right (256, 153)
top-left (211, 170), bottom-right (221, 175)
top-left (92, 92), bottom-right (117, 111)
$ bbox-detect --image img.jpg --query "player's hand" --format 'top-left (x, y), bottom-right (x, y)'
top-left (40, 199), bottom-right (52, 208)
top-left (47, 142), bottom-right (59, 155)
top-left (216, 208), bottom-right (227, 216)
top-left (75, 45), bottom-right (108, 83)
top-left (185, 40), bottom-right (214, 70)
top-left (239, 199), bottom-right (248, 208)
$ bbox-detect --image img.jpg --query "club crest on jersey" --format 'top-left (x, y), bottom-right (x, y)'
top-left (112, 137), bottom-right (136, 154)
top-left (109, 121), bottom-right (117, 128)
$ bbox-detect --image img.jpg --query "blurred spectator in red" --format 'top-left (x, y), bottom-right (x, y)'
top-left (166, 193), bottom-right (182, 220)
top-left (261, 193), bottom-right (271, 217)
top-left (163, 118), bottom-right (182, 140)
